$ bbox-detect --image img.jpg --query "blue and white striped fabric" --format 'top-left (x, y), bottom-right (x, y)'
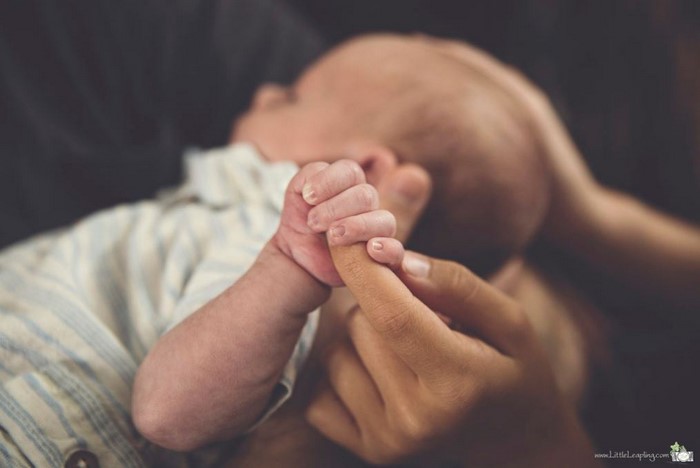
top-left (0, 144), bottom-right (319, 467)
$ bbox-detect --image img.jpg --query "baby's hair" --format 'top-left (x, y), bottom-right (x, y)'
top-left (368, 48), bottom-right (550, 274)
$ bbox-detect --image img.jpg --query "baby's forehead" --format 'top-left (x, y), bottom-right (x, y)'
top-left (333, 36), bottom-right (433, 72)
top-left (296, 46), bottom-right (406, 100)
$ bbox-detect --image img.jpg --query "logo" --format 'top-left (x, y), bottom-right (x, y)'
top-left (670, 442), bottom-right (694, 463)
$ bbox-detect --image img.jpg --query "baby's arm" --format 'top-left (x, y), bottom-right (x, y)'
top-left (132, 160), bottom-right (400, 451)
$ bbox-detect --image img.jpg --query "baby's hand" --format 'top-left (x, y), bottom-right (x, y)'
top-left (273, 160), bottom-right (404, 286)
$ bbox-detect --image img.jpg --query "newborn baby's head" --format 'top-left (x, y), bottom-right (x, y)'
top-left (233, 34), bottom-right (549, 274)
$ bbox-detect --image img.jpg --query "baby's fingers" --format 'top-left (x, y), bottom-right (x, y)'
top-left (307, 184), bottom-right (378, 232)
top-left (367, 238), bottom-right (404, 270)
top-left (327, 211), bottom-right (396, 247)
top-left (301, 159), bottom-right (366, 205)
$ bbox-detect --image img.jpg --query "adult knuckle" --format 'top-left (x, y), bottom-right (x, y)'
top-left (445, 263), bottom-right (479, 302)
top-left (395, 408), bottom-right (432, 444)
top-left (461, 274), bottom-right (481, 307)
top-left (433, 376), bottom-right (475, 409)
top-left (396, 395), bottom-right (443, 445)
top-left (369, 298), bottom-right (414, 337)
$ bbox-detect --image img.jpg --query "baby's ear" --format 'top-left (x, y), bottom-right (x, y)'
top-left (349, 144), bottom-right (398, 186)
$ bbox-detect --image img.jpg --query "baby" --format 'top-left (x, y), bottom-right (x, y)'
top-left (134, 33), bottom-right (554, 454)
top-left (0, 34), bottom-right (556, 467)
top-left (233, 33), bottom-right (549, 275)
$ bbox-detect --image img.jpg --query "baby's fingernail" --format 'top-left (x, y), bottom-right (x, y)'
top-left (371, 240), bottom-right (383, 251)
top-left (302, 184), bottom-right (317, 204)
top-left (331, 225), bottom-right (346, 238)
top-left (403, 253), bottom-right (430, 277)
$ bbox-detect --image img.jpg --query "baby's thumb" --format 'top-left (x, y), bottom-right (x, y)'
top-left (376, 164), bottom-right (431, 244)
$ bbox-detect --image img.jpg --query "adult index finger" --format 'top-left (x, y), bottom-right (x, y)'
top-left (329, 243), bottom-right (456, 379)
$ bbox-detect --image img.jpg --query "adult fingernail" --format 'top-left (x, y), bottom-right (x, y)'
top-left (302, 183), bottom-right (317, 204)
top-left (403, 253), bottom-right (429, 277)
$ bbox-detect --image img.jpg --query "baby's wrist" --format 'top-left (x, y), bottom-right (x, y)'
top-left (260, 238), bottom-right (330, 312)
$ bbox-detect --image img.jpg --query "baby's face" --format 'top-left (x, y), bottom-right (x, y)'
top-left (231, 35), bottom-right (441, 166)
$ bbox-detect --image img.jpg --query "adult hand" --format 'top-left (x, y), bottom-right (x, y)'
top-left (307, 246), bottom-right (598, 467)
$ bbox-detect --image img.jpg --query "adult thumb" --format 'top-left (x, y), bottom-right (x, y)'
top-left (400, 251), bottom-right (528, 356)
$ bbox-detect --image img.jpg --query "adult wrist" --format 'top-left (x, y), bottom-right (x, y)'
top-left (545, 182), bottom-right (612, 252)
top-left (564, 186), bottom-right (629, 257)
